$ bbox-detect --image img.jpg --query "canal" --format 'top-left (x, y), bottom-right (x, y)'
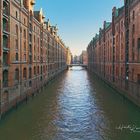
top-left (0, 66), bottom-right (140, 140)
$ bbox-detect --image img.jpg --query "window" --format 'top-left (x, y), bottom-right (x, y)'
top-left (40, 76), bottom-right (42, 81)
top-left (24, 29), bottom-right (26, 39)
top-left (3, 70), bottom-right (8, 87)
top-left (29, 56), bottom-right (32, 64)
top-left (38, 38), bottom-right (39, 46)
top-left (34, 66), bottom-right (36, 75)
top-left (37, 66), bottom-right (39, 74)
top-left (15, 68), bottom-right (19, 81)
top-left (132, 38), bottom-right (135, 61)
top-left (29, 34), bottom-right (32, 42)
top-left (16, 11), bottom-right (18, 18)
top-left (24, 18), bottom-right (26, 24)
top-left (29, 44), bottom-right (32, 53)
top-left (24, 54), bottom-right (26, 61)
top-left (138, 38), bottom-right (140, 62)
top-left (24, 41), bottom-right (26, 52)
top-left (132, 10), bottom-right (135, 20)
top-left (16, 53), bottom-right (18, 61)
top-left (41, 40), bottom-right (42, 47)
top-left (132, 69), bottom-right (134, 81)
top-left (16, 24), bottom-right (18, 35)
top-left (132, 24), bottom-right (135, 34)
top-left (137, 74), bottom-right (140, 84)
top-left (121, 20), bottom-right (124, 30)
top-left (3, 52), bottom-right (8, 66)
top-left (23, 68), bottom-right (27, 79)
top-left (29, 23), bottom-right (32, 32)
top-left (132, 52), bottom-right (135, 61)
top-left (29, 68), bottom-right (32, 79)
top-left (3, 34), bottom-right (8, 49)
top-left (43, 66), bottom-right (45, 73)
top-left (16, 39), bottom-right (18, 50)
top-left (41, 66), bottom-right (43, 74)
top-left (3, 1), bottom-right (8, 16)
top-left (3, 18), bottom-right (8, 32)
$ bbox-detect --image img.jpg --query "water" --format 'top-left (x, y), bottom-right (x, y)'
top-left (0, 66), bottom-right (140, 140)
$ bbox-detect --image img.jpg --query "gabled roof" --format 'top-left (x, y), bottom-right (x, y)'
top-left (115, 6), bottom-right (124, 18)
top-left (105, 22), bottom-right (111, 29)
top-left (34, 11), bottom-right (40, 21)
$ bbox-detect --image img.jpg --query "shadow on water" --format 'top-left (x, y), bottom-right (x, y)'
top-left (0, 66), bottom-right (140, 140)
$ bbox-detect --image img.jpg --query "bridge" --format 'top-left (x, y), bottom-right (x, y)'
top-left (68, 64), bottom-right (87, 68)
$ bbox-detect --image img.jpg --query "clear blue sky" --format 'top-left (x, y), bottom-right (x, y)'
top-left (35, 0), bottom-right (123, 55)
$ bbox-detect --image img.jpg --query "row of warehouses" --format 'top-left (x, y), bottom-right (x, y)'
top-left (0, 0), bottom-right (72, 115)
top-left (87, 0), bottom-right (140, 106)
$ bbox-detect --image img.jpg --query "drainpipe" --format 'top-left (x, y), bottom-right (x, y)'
top-left (112, 7), bottom-right (116, 82)
top-left (0, 0), bottom-right (2, 119)
top-left (124, 0), bottom-right (130, 89)
top-left (19, 1), bottom-right (22, 103)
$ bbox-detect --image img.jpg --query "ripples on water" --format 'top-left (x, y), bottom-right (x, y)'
top-left (37, 67), bottom-right (110, 140)
top-left (1, 66), bottom-right (140, 140)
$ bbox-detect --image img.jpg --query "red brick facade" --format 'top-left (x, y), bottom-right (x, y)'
top-left (0, 0), bottom-right (68, 115)
top-left (87, 0), bottom-right (140, 106)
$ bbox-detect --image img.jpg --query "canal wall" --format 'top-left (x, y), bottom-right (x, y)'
top-left (89, 70), bottom-right (140, 108)
top-left (87, 1), bottom-right (140, 108)
top-left (0, 66), bottom-right (67, 118)
top-left (0, 0), bottom-right (73, 119)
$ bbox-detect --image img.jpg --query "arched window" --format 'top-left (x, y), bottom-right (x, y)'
top-left (15, 68), bottom-right (19, 81)
top-left (3, 70), bottom-right (8, 87)
top-left (16, 53), bottom-right (18, 61)
top-left (43, 65), bottom-right (45, 73)
top-left (133, 10), bottom-right (135, 20)
top-left (29, 68), bottom-right (32, 78)
top-left (132, 24), bottom-right (135, 34)
top-left (34, 66), bottom-right (36, 75)
top-left (23, 68), bottom-right (27, 79)
top-left (15, 24), bottom-right (18, 35)
top-left (16, 11), bottom-right (18, 18)
top-left (37, 66), bottom-right (39, 74)
top-left (24, 18), bottom-right (26, 24)
top-left (24, 29), bottom-right (26, 39)
top-left (24, 54), bottom-right (26, 61)
top-left (3, 52), bottom-right (8, 66)
top-left (138, 38), bottom-right (140, 61)
top-left (24, 41), bottom-right (26, 51)
top-left (15, 39), bottom-right (18, 50)
top-left (3, 18), bottom-right (8, 32)
top-left (41, 66), bottom-right (43, 74)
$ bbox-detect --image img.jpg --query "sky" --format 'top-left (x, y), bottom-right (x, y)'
top-left (35, 0), bottom-right (124, 56)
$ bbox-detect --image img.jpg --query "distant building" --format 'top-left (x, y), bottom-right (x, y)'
top-left (73, 55), bottom-right (80, 64)
top-left (80, 51), bottom-right (88, 65)
top-left (66, 48), bottom-right (72, 65)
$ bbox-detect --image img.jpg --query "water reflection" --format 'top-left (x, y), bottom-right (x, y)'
top-left (0, 66), bottom-right (140, 140)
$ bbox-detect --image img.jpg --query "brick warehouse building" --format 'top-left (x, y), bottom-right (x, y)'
top-left (0, 0), bottom-right (68, 115)
top-left (87, 0), bottom-right (140, 106)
